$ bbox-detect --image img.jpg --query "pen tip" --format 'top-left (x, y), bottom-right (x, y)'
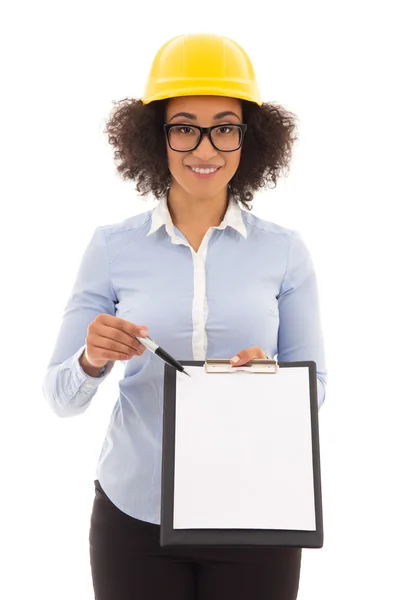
top-left (183, 370), bottom-right (191, 377)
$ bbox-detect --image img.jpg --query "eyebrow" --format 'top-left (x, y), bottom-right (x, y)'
top-left (168, 111), bottom-right (241, 122)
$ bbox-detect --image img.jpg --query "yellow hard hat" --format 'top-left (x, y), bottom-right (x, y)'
top-left (141, 33), bottom-right (263, 106)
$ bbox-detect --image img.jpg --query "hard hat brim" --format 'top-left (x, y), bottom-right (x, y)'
top-left (141, 84), bottom-right (263, 107)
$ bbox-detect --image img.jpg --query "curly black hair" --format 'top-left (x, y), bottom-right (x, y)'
top-left (104, 98), bottom-right (299, 211)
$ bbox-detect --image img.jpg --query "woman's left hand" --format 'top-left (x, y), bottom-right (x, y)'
top-left (230, 346), bottom-right (269, 366)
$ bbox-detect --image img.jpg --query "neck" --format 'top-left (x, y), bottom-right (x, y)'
top-left (167, 183), bottom-right (230, 230)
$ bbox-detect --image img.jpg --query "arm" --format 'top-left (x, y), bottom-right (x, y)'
top-left (79, 349), bottom-right (107, 378)
top-left (42, 227), bottom-right (116, 418)
top-left (277, 230), bottom-right (328, 410)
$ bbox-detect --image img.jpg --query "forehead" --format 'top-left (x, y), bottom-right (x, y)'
top-left (165, 95), bottom-right (242, 119)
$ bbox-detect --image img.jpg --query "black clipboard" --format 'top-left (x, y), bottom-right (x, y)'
top-left (161, 359), bottom-right (323, 549)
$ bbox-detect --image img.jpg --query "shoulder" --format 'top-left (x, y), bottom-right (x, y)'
top-left (96, 209), bottom-right (153, 239)
top-left (90, 209), bottom-right (153, 263)
top-left (241, 209), bottom-right (297, 242)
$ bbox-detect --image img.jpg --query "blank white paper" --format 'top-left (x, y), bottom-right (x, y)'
top-left (173, 366), bottom-right (316, 530)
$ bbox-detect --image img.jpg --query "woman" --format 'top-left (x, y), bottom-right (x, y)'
top-left (43, 33), bottom-right (327, 599)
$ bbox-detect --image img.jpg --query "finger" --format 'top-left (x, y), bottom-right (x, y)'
top-left (97, 315), bottom-right (148, 341)
top-left (101, 315), bottom-right (148, 338)
top-left (91, 346), bottom-right (143, 361)
top-left (93, 330), bottom-right (145, 354)
top-left (102, 323), bottom-right (147, 351)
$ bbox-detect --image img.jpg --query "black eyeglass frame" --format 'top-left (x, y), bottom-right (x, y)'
top-left (163, 123), bottom-right (248, 153)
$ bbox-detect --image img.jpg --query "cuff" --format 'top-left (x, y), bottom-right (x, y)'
top-left (70, 344), bottom-right (115, 393)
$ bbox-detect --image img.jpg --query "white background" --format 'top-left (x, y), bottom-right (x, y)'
top-left (1, 1), bottom-right (399, 598)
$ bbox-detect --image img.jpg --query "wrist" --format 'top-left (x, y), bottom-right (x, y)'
top-left (79, 350), bottom-right (104, 378)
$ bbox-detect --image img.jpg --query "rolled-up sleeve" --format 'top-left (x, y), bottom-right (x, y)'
top-left (42, 226), bottom-right (117, 418)
top-left (277, 230), bottom-right (327, 410)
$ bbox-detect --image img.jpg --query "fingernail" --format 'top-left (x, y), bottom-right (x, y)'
top-left (231, 356), bottom-right (240, 363)
top-left (140, 328), bottom-right (148, 336)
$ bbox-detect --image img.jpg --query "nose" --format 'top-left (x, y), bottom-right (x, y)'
top-left (192, 133), bottom-right (218, 160)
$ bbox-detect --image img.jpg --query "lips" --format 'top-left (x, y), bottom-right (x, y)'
top-left (187, 165), bottom-right (222, 169)
top-left (186, 165), bottom-right (221, 178)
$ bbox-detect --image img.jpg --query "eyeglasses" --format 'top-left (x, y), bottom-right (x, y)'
top-left (164, 123), bottom-right (248, 152)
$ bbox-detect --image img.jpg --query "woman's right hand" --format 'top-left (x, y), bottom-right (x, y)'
top-left (84, 314), bottom-right (149, 368)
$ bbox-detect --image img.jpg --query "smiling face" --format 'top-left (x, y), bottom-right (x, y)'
top-left (164, 95), bottom-right (243, 200)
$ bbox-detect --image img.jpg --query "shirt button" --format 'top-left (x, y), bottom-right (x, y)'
top-left (87, 383), bottom-right (93, 389)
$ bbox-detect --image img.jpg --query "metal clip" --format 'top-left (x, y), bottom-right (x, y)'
top-left (204, 358), bottom-right (279, 374)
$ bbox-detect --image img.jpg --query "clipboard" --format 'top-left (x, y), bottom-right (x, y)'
top-left (160, 358), bottom-right (323, 549)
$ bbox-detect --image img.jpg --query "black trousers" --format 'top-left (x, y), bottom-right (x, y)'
top-left (89, 479), bottom-right (302, 600)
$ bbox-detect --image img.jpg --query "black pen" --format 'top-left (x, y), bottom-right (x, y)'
top-left (135, 334), bottom-right (191, 377)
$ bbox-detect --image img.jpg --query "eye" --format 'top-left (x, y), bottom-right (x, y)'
top-left (217, 126), bottom-right (232, 134)
top-left (176, 126), bottom-right (194, 134)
